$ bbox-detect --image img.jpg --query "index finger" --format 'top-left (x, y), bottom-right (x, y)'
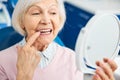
top-left (26, 32), bottom-right (40, 46)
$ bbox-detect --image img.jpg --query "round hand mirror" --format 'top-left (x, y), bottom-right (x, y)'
top-left (75, 13), bottom-right (120, 74)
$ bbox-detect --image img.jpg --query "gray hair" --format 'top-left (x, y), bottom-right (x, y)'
top-left (12, 0), bottom-right (66, 36)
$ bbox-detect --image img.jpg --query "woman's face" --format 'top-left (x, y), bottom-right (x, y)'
top-left (22, 0), bottom-right (60, 46)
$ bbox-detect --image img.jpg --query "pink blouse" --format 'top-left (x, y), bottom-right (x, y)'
top-left (0, 43), bottom-right (83, 80)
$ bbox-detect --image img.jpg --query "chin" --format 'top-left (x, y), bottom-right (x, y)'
top-left (37, 38), bottom-right (52, 45)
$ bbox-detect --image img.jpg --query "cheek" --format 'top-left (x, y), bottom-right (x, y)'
top-left (24, 17), bottom-right (39, 33)
top-left (55, 19), bottom-right (61, 32)
top-left (25, 18), bottom-right (38, 27)
top-left (53, 16), bottom-right (61, 28)
top-left (24, 15), bottom-right (40, 26)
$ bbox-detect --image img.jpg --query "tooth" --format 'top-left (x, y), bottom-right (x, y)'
top-left (40, 29), bottom-right (51, 32)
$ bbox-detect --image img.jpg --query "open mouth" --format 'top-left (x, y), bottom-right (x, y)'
top-left (38, 29), bottom-right (52, 35)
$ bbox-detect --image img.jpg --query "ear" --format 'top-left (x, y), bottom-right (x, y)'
top-left (21, 24), bottom-right (27, 35)
top-left (21, 25), bottom-right (25, 30)
top-left (20, 20), bottom-right (25, 30)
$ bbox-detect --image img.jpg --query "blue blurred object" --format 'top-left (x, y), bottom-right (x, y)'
top-left (0, 27), bottom-right (23, 50)
top-left (0, 27), bottom-right (64, 51)
top-left (54, 36), bottom-right (65, 46)
top-left (117, 15), bottom-right (120, 20)
top-left (9, 0), bottom-right (17, 8)
top-left (0, 2), bottom-right (11, 28)
top-left (58, 2), bottom-right (93, 50)
top-left (5, 0), bottom-right (18, 17)
top-left (0, 23), bottom-right (7, 29)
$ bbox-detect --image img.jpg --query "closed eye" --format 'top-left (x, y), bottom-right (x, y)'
top-left (50, 12), bottom-right (57, 15)
top-left (32, 13), bottom-right (41, 15)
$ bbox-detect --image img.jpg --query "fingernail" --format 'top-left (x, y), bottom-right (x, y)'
top-left (99, 61), bottom-right (104, 67)
top-left (104, 58), bottom-right (108, 62)
top-left (96, 61), bottom-right (100, 66)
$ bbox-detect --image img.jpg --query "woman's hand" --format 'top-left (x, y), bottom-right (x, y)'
top-left (92, 58), bottom-right (118, 80)
top-left (16, 32), bottom-right (40, 80)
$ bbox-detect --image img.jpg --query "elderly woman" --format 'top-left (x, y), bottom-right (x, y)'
top-left (0, 0), bottom-right (117, 80)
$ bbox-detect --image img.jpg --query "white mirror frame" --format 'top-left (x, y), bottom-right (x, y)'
top-left (75, 13), bottom-right (120, 74)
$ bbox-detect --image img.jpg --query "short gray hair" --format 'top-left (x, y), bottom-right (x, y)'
top-left (12, 0), bottom-right (66, 36)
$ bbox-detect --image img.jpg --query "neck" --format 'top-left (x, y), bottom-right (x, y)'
top-left (33, 43), bottom-right (48, 51)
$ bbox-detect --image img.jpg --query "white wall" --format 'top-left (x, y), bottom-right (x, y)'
top-left (64, 0), bottom-right (120, 14)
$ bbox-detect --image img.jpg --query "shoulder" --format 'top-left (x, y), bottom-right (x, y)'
top-left (53, 42), bottom-right (78, 70)
top-left (54, 42), bottom-right (76, 59)
top-left (55, 42), bottom-right (76, 54)
top-left (0, 44), bottom-right (17, 65)
top-left (0, 44), bottom-right (17, 55)
top-left (0, 44), bottom-right (18, 79)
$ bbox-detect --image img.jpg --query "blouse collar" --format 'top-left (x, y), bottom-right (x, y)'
top-left (18, 38), bottom-right (57, 62)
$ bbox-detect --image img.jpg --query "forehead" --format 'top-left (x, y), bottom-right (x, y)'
top-left (36, 0), bottom-right (57, 4)
top-left (30, 0), bottom-right (58, 8)
top-left (26, 0), bottom-right (59, 11)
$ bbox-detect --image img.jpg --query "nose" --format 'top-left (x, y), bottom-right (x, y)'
top-left (40, 13), bottom-right (50, 25)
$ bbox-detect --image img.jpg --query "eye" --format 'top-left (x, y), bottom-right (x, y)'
top-left (51, 12), bottom-right (56, 15)
top-left (32, 12), bottom-right (40, 15)
top-left (50, 12), bottom-right (57, 15)
top-left (31, 10), bottom-right (41, 15)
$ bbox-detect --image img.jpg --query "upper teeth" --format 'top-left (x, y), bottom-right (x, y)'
top-left (40, 29), bottom-right (51, 33)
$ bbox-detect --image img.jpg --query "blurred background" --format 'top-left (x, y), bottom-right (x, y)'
top-left (0, 0), bottom-right (120, 50)
top-left (0, 0), bottom-right (120, 80)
